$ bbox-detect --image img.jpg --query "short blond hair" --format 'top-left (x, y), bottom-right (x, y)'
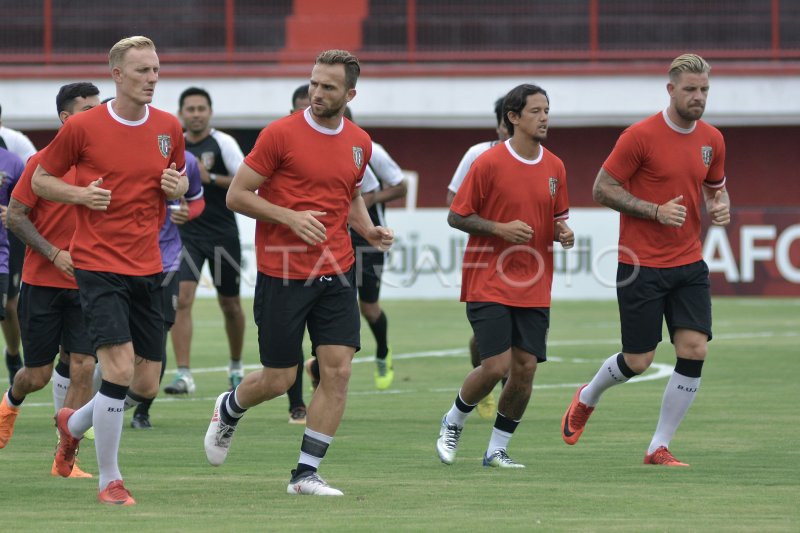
top-left (109, 36), bottom-right (156, 69)
top-left (669, 54), bottom-right (710, 82)
top-left (315, 49), bottom-right (361, 89)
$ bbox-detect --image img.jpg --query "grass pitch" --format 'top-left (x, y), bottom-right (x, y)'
top-left (0, 297), bottom-right (797, 532)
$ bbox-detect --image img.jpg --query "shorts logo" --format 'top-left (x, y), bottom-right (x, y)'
top-left (353, 147), bottom-right (364, 170)
top-left (157, 134), bottom-right (171, 158)
top-left (548, 177), bottom-right (558, 198)
top-left (172, 294), bottom-right (178, 312)
top-left (701, 145), bottom-right (713, 167)
top-left (201, 151), bottom-right (215, 170)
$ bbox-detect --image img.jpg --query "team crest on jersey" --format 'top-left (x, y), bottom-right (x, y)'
top-left (353, 147), bottom-right (364, 170)
top-left (548, 177), bottom-right (558, 198)
top-left (701, 145), bottom-right (713, 167)
top-left (201, 151), bottom-right (215, 170)
top-left (157, 135), bottom-right (171, 158)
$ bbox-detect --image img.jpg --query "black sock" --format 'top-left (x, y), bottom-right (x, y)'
top-left (368, 311), bottom-right (389, 359)
top-left (616, 352), bottom-right (638, 378)
top-left (134, 397), bottom-right (154, 417)
top-left (220, 391), bottom-right (246, 426)
top-left (287, 360), bottom-right (305, 410)
top-left (675, 357), bottom-right (704, 378)
top-left (455, 393), bottom-right (476, 413)
top-left (310, 358), bottom-right (320, 382)
top-left (54, 359), bottom-right (70, 379)
top-left (493, 411), bottom-right (520, 434)
top-left (7, 388), bottom-right (24, 407)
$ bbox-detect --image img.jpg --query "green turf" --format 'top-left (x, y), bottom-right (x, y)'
top-left (1, 297), bottom-right (797, 531)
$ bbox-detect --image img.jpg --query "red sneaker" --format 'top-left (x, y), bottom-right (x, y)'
top-left (561, 385), bottom-right (595, 445)
top-left (0, 392), bottom-right (20, 448)
top-left (53, 408), bottom-right (81, 477)
top-left (98, 480), bottom-right (136, 506)
top-left (644, 446), bottom-right (689, 467)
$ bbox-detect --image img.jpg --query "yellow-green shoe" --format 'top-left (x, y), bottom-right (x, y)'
top-left (84, 426), bottom-right (95, 440)
top-left (476, 393), bottom-right (496, 420)
top-left (374, 349), bottom-right (394, 391)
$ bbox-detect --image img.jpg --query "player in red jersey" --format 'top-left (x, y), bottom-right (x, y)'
top-left (204, 49), bottom-right (393, 496)
top-left (560, 54), bottom-right (731, 467)
top-left (436, 84), bottom-right (574, 468)
top-left (32, 36), bottom-right (188, 505)
top-left (0, 83), bottom-right (100, 479)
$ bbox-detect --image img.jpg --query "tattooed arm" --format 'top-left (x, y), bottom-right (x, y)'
top-left (592, 168), bottom-right (686, 227)
top-left (447, 210), bottom-right (533, 244)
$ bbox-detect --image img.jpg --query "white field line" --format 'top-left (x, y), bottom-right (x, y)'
top-left (15, 330), bottom-right (795, 407)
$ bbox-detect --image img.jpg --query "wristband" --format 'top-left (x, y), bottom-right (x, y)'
top-left (52, 249), bottom-right (61, 262)
top-left (209, 173), bottom-right (217, 184)
top-left (654, 204), bottom-right (659, 221)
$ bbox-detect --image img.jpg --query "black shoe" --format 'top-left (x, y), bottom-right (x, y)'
top-left (130, 413), bottom-right (152, 429)
top-left (5, 351), bottom-right (22, 387)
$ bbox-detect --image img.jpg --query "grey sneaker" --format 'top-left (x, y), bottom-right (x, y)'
top-left (204, 393), bottom-right (236, 466)
top-left (436, 415), bottom-right (462, 465)
top-left (483, 449), bottom-right (525, 468)
top-left (164, 373), bottom-right (195, 395)
top-left (287, 469), bottom-right (343, 496)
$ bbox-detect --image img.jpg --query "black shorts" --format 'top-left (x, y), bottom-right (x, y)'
top-left (355, 247), bottom-right (385, 304)
top-left (616, 260), bottom-right (712, 354)
top-left (74, 269), bottom-right (164, 361)
top-left (0, 273), bottom-right (7, 320)
top-left (18, 283), bottom-right (94, 367)
top-left (7, 232), bottom-right (24, 300)
top-left (178, 233), bottom-right (241, 297)
top-left (161, 271), bottom-right (180, 329)
top-left (466, 302), bottom-right (550, 362)
top-left (253, 268), bottom-right (360, 368)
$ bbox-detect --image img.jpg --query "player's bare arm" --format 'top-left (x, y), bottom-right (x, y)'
top-left (365, 180), bottom-right (407, 209)
top-left (227, 161), bottom-right (327, 245)
top-left (592, 168), bottom-right (687, 228)
top-left (554, 220), bottom-right (575, 249)
top-left (161, 163), bottom-right (189, 200)
top-left (32, 165), bottom-right (112, 210)
top-left (704, 187), bottom-right (731, 226)
top-left (6, 198), bottom-right (75, 277)
top-left (348, 190), bottom-right (394, 251)
top-left (448, 210), bottom-right (533, 244)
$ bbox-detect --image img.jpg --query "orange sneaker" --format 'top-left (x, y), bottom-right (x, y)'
top-left (644, 446), bottom-right (689, 467)
top-left (561, 385), bottom-right (595, 445)
top-left (51, 456), bottom-right (93, 478)
top-left (53, 408), bottom-right (81, 477)
top-left (0, 391), bottom-right (20, 448)
top-left (98, 480), bottom-right (136, 506)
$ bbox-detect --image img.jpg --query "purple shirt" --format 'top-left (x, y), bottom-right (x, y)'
top-left (0, 148), bottom-right (25, 273)
top-left (160, 151), bottom-right (203, 272)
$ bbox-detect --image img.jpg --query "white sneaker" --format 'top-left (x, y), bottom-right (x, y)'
top-left (164, 373), bottom-right (196, 395)
top-left (483, 449), bottom-right (525, 468)
top-left (204, 393), bottom-right (236, 466)
top-left (436, 415), bottom-right (462, 465)
top-left (287, 470), bottom-right (343, 496)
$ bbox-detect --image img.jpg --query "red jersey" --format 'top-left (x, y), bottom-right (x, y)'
top-left (451, 141), bottom-right (570, 308)
top-left (12, 153), bottom-right (78, 289)
top-left (603, 111), bottom-right (726, 268)
top-left (244, 109), bottom-right (371, 279)
top-left (38, 103), bottom-right (186, 276)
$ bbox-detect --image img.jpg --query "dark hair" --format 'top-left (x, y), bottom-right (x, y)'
top-left (494, 97), bottom-right (505, 127)
top-left (56, 82), bottom-right (100, 114)
top-left (315, 49), bottom-right (361, 89)
top-left (292, 84), bottom-right (309, 107)
top-left (502, 84), bottom-right (548, 136)
top-left (179, 87), bottom-right (211, 109)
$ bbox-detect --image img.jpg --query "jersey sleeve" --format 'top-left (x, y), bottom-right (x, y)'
top-left (447, 143), bottom-right (482, 194)
top-left (10, 157), bottom-right (39, 209)
top-left (360, 165), bottom-right (380, 193)
top-left (354, 138), bottom-right (372, 190)
top-left (370, 143), bottom-right (405, 187)
top-left (37, 119), bottom-right (83, 178)
top-left (703, 131), bottom-right (727, 189)
top-left (183, 151), bottom-right (204, 201)
top-left (215, 130), bottom-right (245, 176)
top-left (450, 157), bottom-right (488, 218)
top-left (601, 126), bottom-right (644, 185)
top-left (243, 125), bottom-right (284, 180)
top-left (553, 159), bottom-right (570, 221)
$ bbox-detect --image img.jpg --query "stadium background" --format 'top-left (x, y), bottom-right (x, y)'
top-left (1, 0), bottom-right (798, 298)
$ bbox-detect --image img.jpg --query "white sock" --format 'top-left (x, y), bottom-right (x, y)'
top-left (92, 364), bottom-right (102, 395)
top-left (93, 393), bottom-right (125, 490)
top-left (487, 427), bottom-right (513, 456)
top-left (67, 394), bottom-right (96, 438)
top-left (297, 428), bottom-right (333, 470)
top-left (445, 404), bottom-right (470, 427)
top-left (52, 372), bottom-right (70, 413)
top-left (580, 353), bottom-right (633, 407)
top-left (647, 372), bottom-right (701, 454)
